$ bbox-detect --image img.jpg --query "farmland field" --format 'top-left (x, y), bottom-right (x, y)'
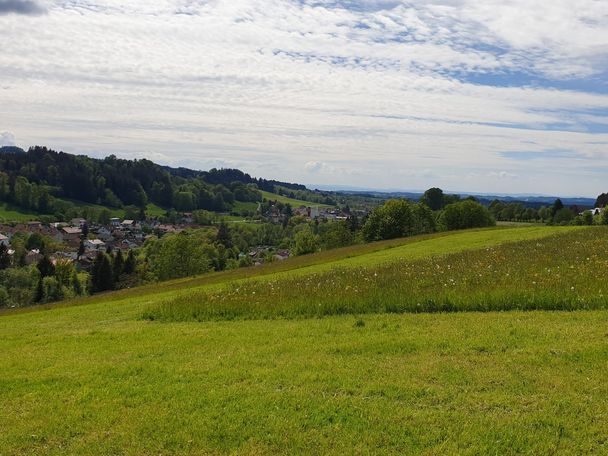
top-left (260, 190), bottom-right (333, 208)
top-left (0, 202), bottom-right (41, 222)
top-left (2, 226), bottom-right (608, 454)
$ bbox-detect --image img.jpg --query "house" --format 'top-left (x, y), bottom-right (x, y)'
top-left (96, 227), bottom-right (113, 241)
top-left (122, 219), bottom-right (135, 227)
top-left (84, 239), bottom-right (106, 251)
top-left (70, 218), bottom-right (87, 227)
top-left (27, 221), bottom-right (42, 229)
top-left (0, 234), bottom-right (9, 247)
top-left (110, 217), bottom-right (121, 227)
top-left (61, 226), bottom-right (82, 243)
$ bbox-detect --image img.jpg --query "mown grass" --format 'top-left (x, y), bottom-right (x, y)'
top-left (2, 307), bottom-right (608, 454)
top-left (2, 226), bottom-right (608, 454)
top-left (147, 227), bottom-right (607, 321)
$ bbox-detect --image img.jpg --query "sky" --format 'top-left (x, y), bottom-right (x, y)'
top-left (1, 0), bottom-right (607, 196)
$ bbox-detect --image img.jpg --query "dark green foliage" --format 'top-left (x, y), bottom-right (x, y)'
top-left (553, 207), bottom-right (574, 225)
top-left (320, 221), bottom-right (354, 250)
top-left (92, 252), bottom-right (114, 292)
top-left (113, 250), bottom-right (124, 282)
top-left (293, 228), bottom-right (320, 256)
top-left (124, 250), bottom-right (136, 275)
top-left (362, 199), bottom-right (431, 242)
top-left (438, 200), bottom-right (495, 231)
top-left (36, 255), bottom-right (55, 278)
top-left (0, 146), bottom-right (300, 217)
top-left (594, 193), bottom-right (608, 208)
top-left (552, 198), bottom-right (564, 215)
top-left (26, 233), bottom-right (45, 252)
top-left (216, 222), bottom-right (232, 248)
top-left (420, 187), bottom-right (445, 211)
top-left (0, 244), bottom-right (11, 270)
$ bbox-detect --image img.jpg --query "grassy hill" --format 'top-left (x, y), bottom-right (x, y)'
top-left (2, 226), bottom-right (608, 454)
top-left (260, 190), bottom-right (334, 208)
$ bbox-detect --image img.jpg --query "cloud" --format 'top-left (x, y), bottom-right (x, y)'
top-left (0, 131), bottom-right (16, 146)
top-left (305, 161), bottom-right (325, 172)
top-left (1, 0), bottom-right (608, 195)
top-left (0, 0), bottom-right (46, 15)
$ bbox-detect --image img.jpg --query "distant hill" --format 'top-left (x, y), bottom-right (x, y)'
top-left (0, 146), bottom-right (25, 154)
top-left (0, 146), bottom-right (328, 218)
top-left (339, 190), bottom-right (596, 209)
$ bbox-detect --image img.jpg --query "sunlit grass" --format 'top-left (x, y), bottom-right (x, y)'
top-left (147, 227), bottom-right (607, 321)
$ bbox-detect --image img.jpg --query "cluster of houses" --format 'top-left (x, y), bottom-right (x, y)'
top-left (0, 217), bottom-right (173, 269)
top-left (268, 205), bottom-right (353, 223)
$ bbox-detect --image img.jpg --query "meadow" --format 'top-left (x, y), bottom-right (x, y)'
top-left (146, 227), bottom-right (608, 322)
top-left (260, 190), bottom-right (333, 208)
top-left (2, 225), bottom-right (608, 454)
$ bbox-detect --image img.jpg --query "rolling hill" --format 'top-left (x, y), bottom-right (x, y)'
top-left (2, 226), bottom-right (608, 454)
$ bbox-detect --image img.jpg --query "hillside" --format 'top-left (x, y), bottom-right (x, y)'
top-left (3, 226), bottom-right (608, 454)
top-left (0, 146), bottom-right (328, 222)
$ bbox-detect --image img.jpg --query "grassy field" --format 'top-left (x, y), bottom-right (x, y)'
top-left (148, 227), bottom-right (608, 321)
top-left (2, 225), bottom-right (608, 454)
top-left (0, 202), bottom-right (41, 222)
top-left (260, 190), bottom-right (333, 208)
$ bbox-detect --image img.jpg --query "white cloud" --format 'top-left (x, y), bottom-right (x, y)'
top-left (0, 0), bottom-right (607, 195)
top-left (0, 131), bottom-right (16, 146)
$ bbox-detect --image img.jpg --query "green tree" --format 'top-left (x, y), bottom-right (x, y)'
top-left (438, 200), bottom-right (495, 231)
top-left (420, 188), bottom-right (445, 211)
top-left (0, 244), bottom-right (11, 270)
top-left (42, 276), bottom-right (63, 303)
top-left (552, 199), bottom-right (564, 216)
top-left (37, 255), bottom-right (55, 278)
top-left (0, 286), bottom-right (10, 308)
top-left (26, 233), bottom-right (46, 252)
top-left (124, 250), bottom-right (137, 274)
top-left (321, 221), bottom-right (354, 250)
top-left (293, 228), bottom-right (320, 256)
top-left (91, 252), bottom-right (114, 292)
top-left (582, 211), bottom-right (594, 226)
top-left (216, 222), bottom-right (233, 248)
top-left (553, 207), bottom-right (574, 225)
top-left (146, 232), bottom-right (214, 280)
top-left (362, 199), bottom-right (415, 242)
top-left (113, 250), bottom-right (124, 282)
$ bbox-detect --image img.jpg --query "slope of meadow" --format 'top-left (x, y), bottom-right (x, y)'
top-left (2, 226), bottom-right (608, 455)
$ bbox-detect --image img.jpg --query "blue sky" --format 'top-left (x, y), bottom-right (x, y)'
top-left (1, 0), bottom-right (608, 196)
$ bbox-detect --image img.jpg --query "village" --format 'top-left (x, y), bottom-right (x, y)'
top-left (0, 203), bottom-right (357, 271)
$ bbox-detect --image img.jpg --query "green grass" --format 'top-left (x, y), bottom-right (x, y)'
top-left (2, 225), bottom-right (608, 454)
top-left (0, 202), bottom-right (42, 222)
top-left (232, 200), bottom-right (259, 213)
top-left (2, 305), bottom-right (608, 454)
top-left (147, 226), bottom-right (607, 321)
top-left (260, 190), bottom-right (333, 208)
top-left (146, 203), bottom-right (167, 217)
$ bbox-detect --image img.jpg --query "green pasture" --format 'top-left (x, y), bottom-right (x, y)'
top-left (2, 225), bottom-right (608, 454)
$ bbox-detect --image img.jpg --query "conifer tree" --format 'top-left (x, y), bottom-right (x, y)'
top-left (91, 252), bottom-right (114, 292)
